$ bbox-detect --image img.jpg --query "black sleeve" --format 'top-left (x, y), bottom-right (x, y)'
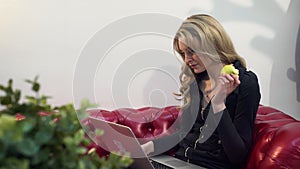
top-left (214, 71), bottom-right (261, 165)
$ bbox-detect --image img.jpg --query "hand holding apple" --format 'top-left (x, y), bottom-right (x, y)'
top-left (212, 65), bottom-right (241, 113)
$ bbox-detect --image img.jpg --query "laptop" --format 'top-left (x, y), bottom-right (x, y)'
top-left (88, 116), bottom-right (205, 169)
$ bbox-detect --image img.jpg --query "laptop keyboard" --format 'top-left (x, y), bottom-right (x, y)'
top-left (150, 160), bottom-right (174, 169)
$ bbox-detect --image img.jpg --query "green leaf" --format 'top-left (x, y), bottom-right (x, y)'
top-left (8, 79), bottom-right (13, 88)
top-left (25, 96), bottom-right (37, 104)
top-left (40, 95), bottom-right (51, 105)
top-left (57, 117), bottom-right (75, 133)
top-left (34, 123), bottom-right (54, 145)
top-left (78, 160), bottom-right (85, 169)
top-left (34, 75), bottom-right (39, 82)
top-left (0, 140), bottom-right (7, 160)
top-left (74, 129), bottom-right (84, 145)
top-left (32, 82), bottom-right (40, 92)
top-left (6, 79), bottom-right (14, 94)
top-left (25, 79), bottom-right (33, 84)
top-left (0, 115), bottom-right (16, 134)
top-left (76, 147), bottom-right (87, 155)
top-left (11, 128), bottom-right (23, 143)
top-left (0, 84), bottom-right (5, 91)
top-left (3, 157), bottom-right (29, 169)
top-left (79, 99), bottom-right (98, 110)
top-left (14, 89), bottom-right (21, 103)
top-left (31, 147), bottom-right (49, 165)
top-left (25, 76), bottom-right (40, 92)
top-left (77, 158), bottom-right (97, 169)
top-left (63, 136), bottom-right (74, 147)
top-left (20, 119), bottom-right (36, 133)
top-left (81, 137), bottom-right (91, 146)
top-left (16, 138), bottom-right (40, 157)
top-left (0, 96), bottom-right (12, 105)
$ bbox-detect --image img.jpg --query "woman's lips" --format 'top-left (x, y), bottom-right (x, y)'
top-left (189, 63), bottom-right (198, 68)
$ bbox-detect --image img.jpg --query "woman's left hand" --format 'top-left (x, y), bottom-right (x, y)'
top-left (211, 74), bottom-right (240, 112)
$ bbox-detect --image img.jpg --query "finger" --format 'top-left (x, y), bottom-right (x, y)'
top-left (224, 74), bottom-right (234, 82)
top-left (221, 75), bottom-right (230, 82)
top-left (231, 74), bottom-right (241, 85)
top-left (219, 76), bottom-right (229, 84)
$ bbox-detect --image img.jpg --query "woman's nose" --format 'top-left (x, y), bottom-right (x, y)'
top-left (185, 54), bottom-right (192, 63)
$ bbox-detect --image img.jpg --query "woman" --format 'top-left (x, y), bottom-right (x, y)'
top-left (142, 14), bottom-right (261, 169)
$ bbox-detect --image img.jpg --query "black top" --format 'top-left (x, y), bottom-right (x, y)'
top-left (152, 60), bottom-right (261, 169)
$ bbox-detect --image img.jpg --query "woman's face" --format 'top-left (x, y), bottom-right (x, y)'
top-left (178, 40), bottom-right (208, 74)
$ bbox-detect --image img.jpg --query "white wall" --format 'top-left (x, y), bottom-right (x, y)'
top-left (1, 0), bottom-right (299, 119)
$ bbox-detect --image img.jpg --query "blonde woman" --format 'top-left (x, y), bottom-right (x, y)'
top-left (142, 14), bottom-right (261, 169)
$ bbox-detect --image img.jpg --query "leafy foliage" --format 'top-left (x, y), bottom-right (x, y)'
top-left (0, 77), bottom-right (132, 169)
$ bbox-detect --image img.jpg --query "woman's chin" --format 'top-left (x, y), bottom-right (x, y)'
top-left (193, 69), bottom-right (205, 74)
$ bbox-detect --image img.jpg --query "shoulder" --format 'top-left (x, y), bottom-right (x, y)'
top-left (233, 60), bottom-right (260, 90)
top-left (240, 69), bottom-right (259, 86)
top-left (238, 69), bottom-right (261, 100)
top-left (232, 60), bottom-right (260, 98)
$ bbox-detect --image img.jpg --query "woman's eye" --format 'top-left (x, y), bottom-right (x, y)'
top-left (187, 48), bottom-right (195, 56)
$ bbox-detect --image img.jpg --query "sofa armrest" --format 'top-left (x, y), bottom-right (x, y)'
top-left (247, 106), bottom-right (300, 169)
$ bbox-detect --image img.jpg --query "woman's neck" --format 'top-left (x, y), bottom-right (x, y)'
top-left (199, 77), bottom-right (216, 104)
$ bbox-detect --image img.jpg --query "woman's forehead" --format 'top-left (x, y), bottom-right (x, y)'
top-left (178, 37), bottom-right (200, 50)
top-left (178, 39), bottom-right (190, 50)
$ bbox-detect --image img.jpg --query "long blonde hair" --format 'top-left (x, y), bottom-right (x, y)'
top-left (174, 14), bottom-right (246, 109)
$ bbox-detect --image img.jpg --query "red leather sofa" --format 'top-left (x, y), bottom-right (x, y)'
top-left (82, 105), bottom-right (300, 169)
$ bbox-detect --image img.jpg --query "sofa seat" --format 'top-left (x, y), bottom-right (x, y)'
top-left (83, 105), bottom-right (300, 169)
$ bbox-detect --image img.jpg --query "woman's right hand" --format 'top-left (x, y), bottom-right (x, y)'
top-left (141, 141), bottom-right (154, 156)
top-left (211, 74), bottom-right (240, 113)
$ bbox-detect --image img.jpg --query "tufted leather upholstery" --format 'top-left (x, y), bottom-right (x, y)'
top-left (83, 105), bottom-right (300, 169)
top-left (82, 106), bottom-right (181, 156)
top-left (85, 106), bottom-right (180, 141)
top-left (246, 106), bottom-right (300, 169)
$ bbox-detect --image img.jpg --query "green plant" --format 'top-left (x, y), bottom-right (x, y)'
top-left (0, 77), bottom-right (132, 169)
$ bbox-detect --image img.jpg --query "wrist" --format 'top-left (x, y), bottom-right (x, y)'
top-left (211, 102), bottom-right (226, 113)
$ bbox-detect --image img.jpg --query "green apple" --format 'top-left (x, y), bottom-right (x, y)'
top-left (220, 64), bottom-right (239, 75)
